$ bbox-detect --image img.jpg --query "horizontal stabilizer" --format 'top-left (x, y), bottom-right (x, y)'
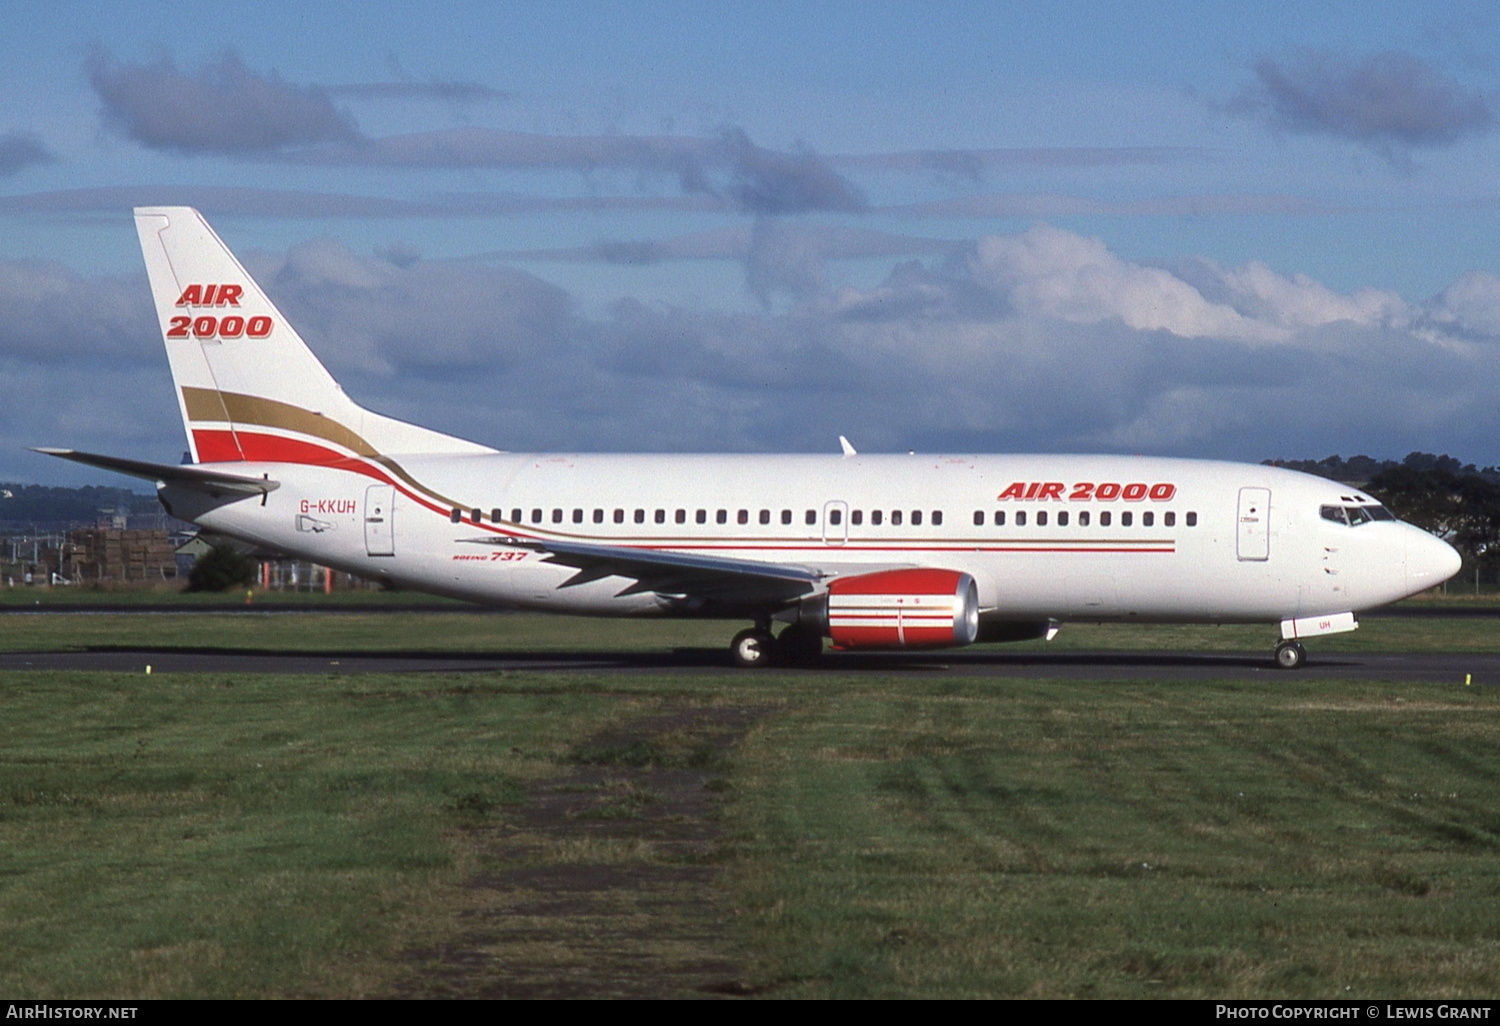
top-left (32, 448), bottom-right (279, 497)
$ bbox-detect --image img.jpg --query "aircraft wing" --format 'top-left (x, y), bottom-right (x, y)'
top-left (32, 448), bottom-right (280, 498)
top-left (465, 534), bottom-right (839, 605)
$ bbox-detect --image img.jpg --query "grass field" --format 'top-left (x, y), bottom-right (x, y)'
top-left (733, 675), bottom-right (1500, 998)
top-left (4, 609), bottom-right (1500, 997)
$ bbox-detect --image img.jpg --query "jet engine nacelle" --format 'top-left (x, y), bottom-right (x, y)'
top-left (800, 568), bottom-right (980, 650)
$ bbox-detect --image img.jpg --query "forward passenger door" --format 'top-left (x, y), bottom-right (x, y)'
top-left (1236, 487), bottom-right (1270, 562)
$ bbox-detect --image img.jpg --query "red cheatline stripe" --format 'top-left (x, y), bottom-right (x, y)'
top-left (647, 544), bottom-right (1175, 554)
top-left (191, 428), bottom-right (465, 524)
top-left (195, 429), bottom-right (350, 467)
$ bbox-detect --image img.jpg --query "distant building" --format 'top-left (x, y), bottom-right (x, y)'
top-left (60, 528), bottom-right (179, 584)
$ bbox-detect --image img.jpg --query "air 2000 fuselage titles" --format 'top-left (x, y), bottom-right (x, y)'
top-left (38, 208), bottom-right (1461, 668)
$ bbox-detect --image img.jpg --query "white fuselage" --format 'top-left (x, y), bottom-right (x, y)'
top-left (164, 451), bottom-right (1457, 626)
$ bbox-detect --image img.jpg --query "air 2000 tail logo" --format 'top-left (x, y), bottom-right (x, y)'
top-left (166, 284), bottom-right (273, 340)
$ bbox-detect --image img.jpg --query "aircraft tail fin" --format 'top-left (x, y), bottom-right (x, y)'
top-left (134, 207), bottom-right (494, 464)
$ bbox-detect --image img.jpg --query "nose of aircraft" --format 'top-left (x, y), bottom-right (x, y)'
top-left (1408, 527), bottom-right (1463, 593)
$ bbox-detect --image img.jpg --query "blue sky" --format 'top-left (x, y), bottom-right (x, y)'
top-left (4, 0), bottom-right (1500, 484)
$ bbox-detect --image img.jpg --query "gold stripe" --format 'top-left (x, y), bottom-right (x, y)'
top-left (183, 387), bottom-right (376, 456)
top-left (181, 386), bottom-right (461, 510)
top-left (181, 387), bottom-right (235, 428)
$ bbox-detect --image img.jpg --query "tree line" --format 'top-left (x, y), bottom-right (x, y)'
top-left (0, 482), bottom-right (150, 525)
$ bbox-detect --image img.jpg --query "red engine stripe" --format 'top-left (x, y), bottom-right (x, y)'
top-left (829, 568), bottom-right (965, 595)
top-left (831, 626), bottom-right (959, 649)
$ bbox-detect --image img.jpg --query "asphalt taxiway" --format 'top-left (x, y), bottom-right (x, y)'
top-left (0, 600), bottom-right (1492, 682)
top-left (0, 646), bottom-right (1492, 683)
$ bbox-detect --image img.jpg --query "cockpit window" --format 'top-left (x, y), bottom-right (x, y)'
top-left (1322, 503), bottom-right (1396, 526)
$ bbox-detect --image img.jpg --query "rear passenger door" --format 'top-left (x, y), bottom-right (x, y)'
top-left (365, 484), bottom-right (395, 557)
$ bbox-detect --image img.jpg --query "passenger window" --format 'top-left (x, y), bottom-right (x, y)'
top-left (696, 509), bottom-right (707, 524)
top-left (569, 509), bottom-right (580, 523)
top-left (471, 509), bottom-right (482, 524)
top-left (491, 508), bottom-right (503, 523)
top-left (1016, 511), bottom-right (1026, 526)
top-left (1058, 511), bottom-right (1069, 527)
top-left (852, 510), bottom-right (863, 526)
top-left (675, 509), bottom-right (686, 524)
top-left (552, 509), bottom-right (563, 524)
top-left (872, 510), bottom-right (883, 525)
top-left (655, 509), bottom-right (666, 524)
top-left (1078, 510), bottom-right (1090, 527)
top-left (1100, 511), bottom-right (1111, 527)
top-left (450, 508), bottom-right (462, 524)
top-left (510, 508), bottom-right (521, 523)
top-left (974, 510), bottom-right (985, 526)
top-left (1122, 511), bottom-right (1133, 527)
top-left (1164, 511), bottom-right (1175, 527)
top-left (994, 511), bottom-right (1005, 526)
top-left (805, 510), bottom-right (816, 525)
top-left (737, 510), bottom-right (749, 525)
top-left (1142, 511), bottom-right (1153, 527)
top-left (1036, 511), bottom-right (1048, 527)
top-left (593, 509), bottom-right (604, 524)
top-left (614, 509), bottom-right (625, 524)
top-left (912, 510), bottom-right (923, 526)
top-left (829, 509), bottom-right (843, 525)
top-left (932, 511), bottom-right (943, 526)
top-left (717, 510), bottom-right (728, 525)
top-left (634, 509), bottom-right (645, 524)
top-left (781, 509), bottom-right (793, 525)
top-left (531, 508), bottom-right (543, 524)
top-left (892, 510), bottom-right (904, 526)
top-left (1186, 512), bottom-right (1197, 527)
top-left (759, 510), bottom-right (771, 525)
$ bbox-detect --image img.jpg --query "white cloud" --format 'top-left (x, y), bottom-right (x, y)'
top-left (1426, 271), bottom-right (1500, 340)
top-left (1175, 257), bottom-right (1409, 331)
top-left (965, 225), bottom-right (1277, 341)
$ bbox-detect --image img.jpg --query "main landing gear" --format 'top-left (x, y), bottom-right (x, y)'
top-left (1273, 640), bottom-right (1307, 670)
top-left (729, 622), bottom-right (823, 668)
top-left (730, 627), bottom-right (776, 668)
